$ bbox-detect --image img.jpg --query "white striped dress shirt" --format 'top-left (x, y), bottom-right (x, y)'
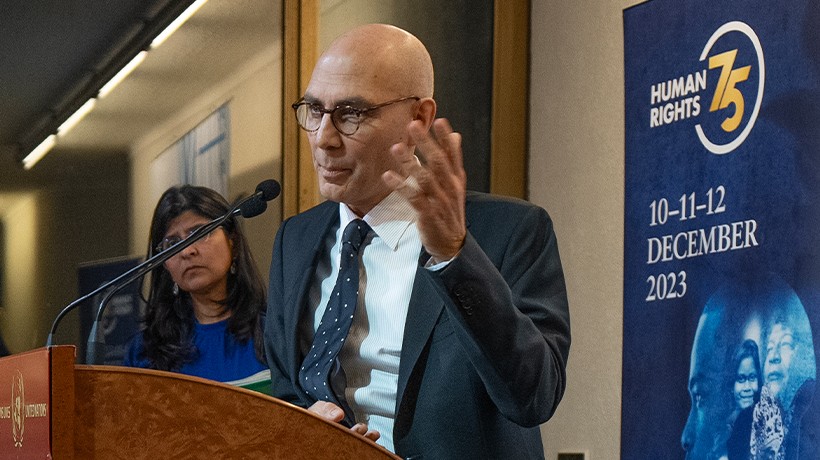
top-left (303, 191), bottom-right (421, 452)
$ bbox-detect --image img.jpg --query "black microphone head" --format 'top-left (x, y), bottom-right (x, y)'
top-left (240, 197), bottom-right (268, 218)
top-left (256, 179), bottom-right (281, 201)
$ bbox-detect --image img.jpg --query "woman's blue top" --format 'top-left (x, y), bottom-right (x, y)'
top-left (123, 319), bottom-right (270, 392)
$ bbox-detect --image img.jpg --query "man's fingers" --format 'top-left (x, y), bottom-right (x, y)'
top-left (385, 143), bottom-right (424, 196)
top-left (363, 429), bottom-right (381, 442)
top-left (350, 423), bottom-right (381, 442)
top-left (412, 118), bottom-right (463, 190)
top-left (410, 121), bottom-right (449, 172)
top-left (309, 404), bottom-right (381, 443)
top-left (385, 117), bottom-right (464, 203)
top-left (307, 401), bottom-right (345, 422)
top-left (438, 129), bottom-right (464, 177)
top-left (392, 127), bottom-right (423, 168)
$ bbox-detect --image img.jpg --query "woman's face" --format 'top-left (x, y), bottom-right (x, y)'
top-left (734, 356), bottom-right (759, 410)
top-left (764, 323), bottom-right (795, 399)
top-left (162, 210), bottom-right (233, 301)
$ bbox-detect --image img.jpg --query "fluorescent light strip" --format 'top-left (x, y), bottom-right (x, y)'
top-left (57, 98), bottom-right (97, 136)
top-left (98, 51), bottom-right (147, 98)
top-left (22, 135), bottom-right (57, 170)
top-left (150, 0), bottom-right (209, 49)
top-left (22, 0), bottom-right (210, 170)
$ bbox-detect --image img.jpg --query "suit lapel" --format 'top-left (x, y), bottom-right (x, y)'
top-left (396, 196), bottom-right (470, 408)
top-left (396, 266), bottom-right (445, 410)
top-left (395, 198), bottom-right (473, 411)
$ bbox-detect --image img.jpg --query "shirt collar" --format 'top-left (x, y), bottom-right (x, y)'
top-left (339, 191), bottom-right (416, 251)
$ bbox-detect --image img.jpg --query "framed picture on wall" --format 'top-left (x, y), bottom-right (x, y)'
top-left (149, 103), bottom-right (231, 204)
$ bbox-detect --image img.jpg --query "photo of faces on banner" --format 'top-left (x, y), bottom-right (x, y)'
top-left (682, 274), bottom-right (817, 460)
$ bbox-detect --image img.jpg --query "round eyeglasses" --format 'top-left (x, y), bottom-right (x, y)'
top-left (292, 96), bottom-right (420, 136)
top-left (155, 224), bottom-right (222, 253)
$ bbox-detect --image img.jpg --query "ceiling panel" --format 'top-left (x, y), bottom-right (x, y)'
top-left (1, 0), bottom-right (281, 164)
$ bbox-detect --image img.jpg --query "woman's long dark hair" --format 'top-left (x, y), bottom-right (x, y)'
top-left (140, 185), bottom-right (266, 371)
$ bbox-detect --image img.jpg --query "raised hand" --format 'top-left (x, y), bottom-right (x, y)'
top-left (383, 118), bottom-right (467, 262)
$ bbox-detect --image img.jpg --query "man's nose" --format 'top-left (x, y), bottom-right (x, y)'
top-left (314, 113), bottom-right (342, 148)
top-left (681, 411), bottom-right (696, 452)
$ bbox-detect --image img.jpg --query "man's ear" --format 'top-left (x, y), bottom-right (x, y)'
top-left (414, 97), bottom-right (437, 130)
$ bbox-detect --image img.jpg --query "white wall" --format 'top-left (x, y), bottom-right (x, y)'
top-left (1, 194), bottom-right (41, 351)
top-left (531, 1), bottom-right (646, 459)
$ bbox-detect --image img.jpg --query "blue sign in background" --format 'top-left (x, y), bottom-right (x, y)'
top-left (623, 1), bottom-right (820, 458)
top-left (78, 256), bottom-right (144, 365)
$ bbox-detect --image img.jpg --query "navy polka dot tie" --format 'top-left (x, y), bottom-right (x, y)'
top-left (299, 219), bottom-right (371, 426)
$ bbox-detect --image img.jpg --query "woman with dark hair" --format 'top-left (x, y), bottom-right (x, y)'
top-left (123, 185), bottom-right (269, 393)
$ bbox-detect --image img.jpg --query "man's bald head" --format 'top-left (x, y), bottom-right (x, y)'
top-left (316, 24), bottom-right (434, 99)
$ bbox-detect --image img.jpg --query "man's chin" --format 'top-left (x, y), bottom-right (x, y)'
top-left (318, 182), bottom-right (346, 202)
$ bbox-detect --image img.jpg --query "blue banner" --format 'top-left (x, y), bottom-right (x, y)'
top-left (623, 1), bottom-right (820, 459)
top-left (78, 256), bottom-right (144, 365)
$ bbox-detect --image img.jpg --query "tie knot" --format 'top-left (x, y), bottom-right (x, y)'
top-left (342, 219), bottom-right (371, 252)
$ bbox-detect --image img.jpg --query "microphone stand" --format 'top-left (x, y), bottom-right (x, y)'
top-left (45, 190), bottom-right (266, 361)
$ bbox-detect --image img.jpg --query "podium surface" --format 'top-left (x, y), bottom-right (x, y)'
top-left (0, 346), bottom-right (399, 459)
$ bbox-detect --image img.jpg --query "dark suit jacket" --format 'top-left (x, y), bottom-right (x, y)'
top-left (265, 191), bottom-right (571, 459)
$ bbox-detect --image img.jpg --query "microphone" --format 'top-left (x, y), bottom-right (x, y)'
top-left (233, 179), bottom-right (280, 217)
top-left (45, 180), bottom-right (281, 360)
top-left (239, 196), bottom-right (267, 218)
top-left (236, 179), bottom-right (279, 218)
top-left (255, 179), bottom-right (281, 201)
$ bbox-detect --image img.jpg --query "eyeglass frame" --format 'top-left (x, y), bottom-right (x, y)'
top-left (155, 224), bottom-right (224, 254)
top-left (291, 96), bottom-right (421, 136)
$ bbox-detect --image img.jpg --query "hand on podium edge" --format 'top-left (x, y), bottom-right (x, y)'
top-left (309, 400), bottom-right (381, 442)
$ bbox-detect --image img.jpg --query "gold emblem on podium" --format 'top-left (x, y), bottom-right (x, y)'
top-left (11, 370), bottom-right (24, 448)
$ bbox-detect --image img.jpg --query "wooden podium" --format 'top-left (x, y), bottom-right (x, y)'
top-left (0, 346), bottom-right (400, 459)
